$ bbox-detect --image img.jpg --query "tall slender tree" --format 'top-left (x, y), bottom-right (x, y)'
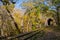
top-left (0, 0), bottom-right (20, 35)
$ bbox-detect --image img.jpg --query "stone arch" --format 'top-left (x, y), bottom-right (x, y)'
top-left (45, 17), bottom-right (56, 26)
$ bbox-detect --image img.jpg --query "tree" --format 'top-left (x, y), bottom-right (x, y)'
top-left (22, 0), bottom-right (47, 30)
top-left (45, 0), bottom-right (60, 27)
top-left (0, 0), bottom-right (21, 37)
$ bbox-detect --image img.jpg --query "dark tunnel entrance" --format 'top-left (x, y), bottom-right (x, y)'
top-left (47, 18), bottom-right (53, 26)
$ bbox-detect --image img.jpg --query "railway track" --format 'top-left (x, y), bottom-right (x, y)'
top-left (0, 29), bottom-right (44, 40)
top-left (0, 28), bottom-right (60, 40)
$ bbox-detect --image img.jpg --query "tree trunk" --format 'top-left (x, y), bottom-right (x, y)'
top-left (56, 6), bottom-right (60, 26)
top-left (6, 6), bottom-right (21, 33)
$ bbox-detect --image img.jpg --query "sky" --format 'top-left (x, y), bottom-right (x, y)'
top-left (15, 0), bottom-right (26, 9)
top-left (0, 1), bottom-right (3, 6)
top-left (0, 0), bottom-right (26, 12)
top-left (0, 0), bottom-right (25, 9)
top-left (15, 0), bottom-right (27, 14)
top-left (15, 0), bottom-right (50, 9)
top-left (0, 0), bottom-right (56, 10)
top-left (0, 0), bottom-right (24, 8)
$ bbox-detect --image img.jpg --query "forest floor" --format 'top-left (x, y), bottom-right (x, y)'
top-left (28, 27), bottom-right (60, 40)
